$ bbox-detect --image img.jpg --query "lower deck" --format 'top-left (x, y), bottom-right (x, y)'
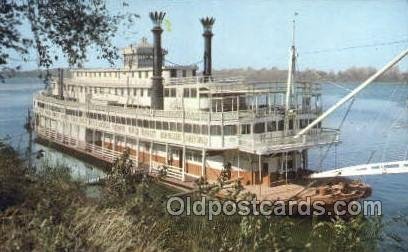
top-left (35, 125), bottom-right (309, 186)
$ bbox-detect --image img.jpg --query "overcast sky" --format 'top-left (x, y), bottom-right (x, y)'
top-left (10, 0), bottom-right (408, 72)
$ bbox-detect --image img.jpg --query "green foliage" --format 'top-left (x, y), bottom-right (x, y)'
top-left (0, 141), bottom-right (389, 251)
top-left (0, 0), bottom-right (139, 80)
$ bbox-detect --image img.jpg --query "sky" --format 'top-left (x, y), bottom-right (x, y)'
top-left (10, 0), bottom-right (408, 72)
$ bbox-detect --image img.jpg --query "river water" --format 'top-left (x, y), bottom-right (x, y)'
top-left (1, 78), bottom-right (407, 249)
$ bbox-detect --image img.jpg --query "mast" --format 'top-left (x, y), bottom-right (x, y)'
top-left (284, 16), bottom-right (297, 135)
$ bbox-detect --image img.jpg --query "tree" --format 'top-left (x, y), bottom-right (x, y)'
top-left (0, 0), bottom-right (138, 80)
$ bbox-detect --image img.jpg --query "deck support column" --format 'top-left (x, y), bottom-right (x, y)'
top-left (165, 143), bottom-right (169, 165)
top-left (136, 137), bottom-right (140, 168)
top-left (237, 151), bottom-right (240, 178)
top-left (112, 134), bottom-right (116, 153)
top-left (92, 129), bottom-right (95, 146)
top-left (101, 132), bottom-right (105, 150)
top-left (149, 141), bottom-right (153, 173)
top-left (201, 148), bottom-right (206, 178)
top-left (182, 146), bottom-right (186, 181)
top-left (258, 154), bottom-right (262, 184)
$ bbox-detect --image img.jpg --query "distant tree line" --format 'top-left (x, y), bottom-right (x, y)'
top-left (214, 66), bottom-right (408, 83)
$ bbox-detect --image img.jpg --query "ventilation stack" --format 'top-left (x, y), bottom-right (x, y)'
top-left (200, 17), bottom-right (215, 82)
top-left (149, 11), bottom-right (166, 110)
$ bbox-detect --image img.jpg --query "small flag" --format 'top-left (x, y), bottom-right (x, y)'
top-left (164, 18), bottom-right (172, 32)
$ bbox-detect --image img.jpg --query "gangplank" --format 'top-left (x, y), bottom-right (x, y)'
top-left (310, 160), bottom-right (408, 178)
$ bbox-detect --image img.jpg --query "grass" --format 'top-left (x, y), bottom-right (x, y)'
top-left (0, 141), bottom-right (386, 251)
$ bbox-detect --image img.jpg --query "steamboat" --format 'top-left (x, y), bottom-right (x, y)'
top-left (33, 11), bottom-right (408, 203)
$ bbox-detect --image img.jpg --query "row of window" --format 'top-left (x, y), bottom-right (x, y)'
top-left (75, 71), bottom-right (150, 79)
top-left (86, 111), bottom-right (319, 135)
top-left (65, 85), bottom-right (152, 97)
top-left (75, 69), bottom-right (196, 79)
top-left (37, 102), bottom-right (321, 136)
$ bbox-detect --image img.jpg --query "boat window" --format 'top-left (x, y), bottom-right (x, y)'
top-left (137, 119), bottom-right (142, 127)
top-left (121, 117), bottom-right (126, 125)
top-left (240, 124), bottom-right (251, 134)
top-left (278, 120), bottom-right (284, 131)
top-left (126, 118), bottom-right (131, 125)
top-left (164, 88), bottom-right (170, 97)
top-left (193, 124), bottom-right (200, 134)
top-left (131, 72), bottom-right (134, 78)
top-left (224, 125), bottom-right (237, 136)
top-left (183, 88), bottom-right (190, 98)
top-left (289, 119), bottom-right (294, 130)
top-left (254, 122), bottom-right (265, 133)
top-left (210, 125), bottom-right (221, 135)
top-left (121, 89), bottom-right (124, 96)
top-left (170, 69), bottom-right (177, 78)
top-left (143, 120), bottom-right (148, 128)
top-left (192, 69), bottom-right (196, 76)
top-left (149, 120), bottom-right (155, 129)
top-left (145, 71), bottom-right (148, 78)
top-left (182, 70), bottom-right (187, 77)
top-left (190, 88), bottom-right (197, 98)
top-left (141, 89), bottom-right (144, 97)
top-left (170, 88), bottom-right (177, 97)
top-left (176, 123), bottom-right (183, 132)
top-left (169, 122), bottom-right (176, 131)
top-left (162, 121), bottom-right (169, 130)
top-left (184, 124), bottom-right (192, 133)
top-left (156, 121), bottom-right (162, 130)
top-left (147, 89), bottom-right (151, 97)
top-left (267, 121), bottom-right (276, 132)
top-left (201, 125), bottom-right (208, 135)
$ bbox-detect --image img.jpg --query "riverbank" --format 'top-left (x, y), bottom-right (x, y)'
top-left (0, 140), bottom-right (383, 251)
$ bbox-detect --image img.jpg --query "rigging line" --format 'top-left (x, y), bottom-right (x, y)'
top-left (380, 83), bottom-right (402, 162)
top-left (325, 81), bottom-right (353, 92)
top-left (301, 39), bottom-right (408, 55)
top-left (318, 97), bottom-right (356, 169)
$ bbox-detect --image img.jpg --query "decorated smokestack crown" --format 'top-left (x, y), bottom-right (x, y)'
top-left (149, 11), bottom-right (166, 27)
top-left (200, 17), bottom-right (215, 33)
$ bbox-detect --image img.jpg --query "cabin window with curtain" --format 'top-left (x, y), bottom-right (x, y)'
top-left (183, 88), bottom-right (189, 98)
top-left (201, 125), bottom-right (208, 135)
top-left (240, 124), bottom-right (251, 134)
top-left (170, 88), bottom-right (177, 97)
top-left (210, 125), bottom-right (221, 135)
top-left (176, 123), bottom-right (183, 132)
top-left (164, 88), bottom-right (170, 97)
top-left (224, 125), bottom-right (237, 136)
top-left (190, 88), bottom-right (197, 98)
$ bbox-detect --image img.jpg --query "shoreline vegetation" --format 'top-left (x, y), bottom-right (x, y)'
top-left (214, 66), bottom-right (408, 83)
top-left (0, 140), bottom-right (387, 251)
top-left (2, 66), bottom-right (408, 84)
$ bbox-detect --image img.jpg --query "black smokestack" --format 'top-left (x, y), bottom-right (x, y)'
top-left (149, 11), bottom-right (166, 110)
top-left (200, 17), bottom-right (215, 82)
